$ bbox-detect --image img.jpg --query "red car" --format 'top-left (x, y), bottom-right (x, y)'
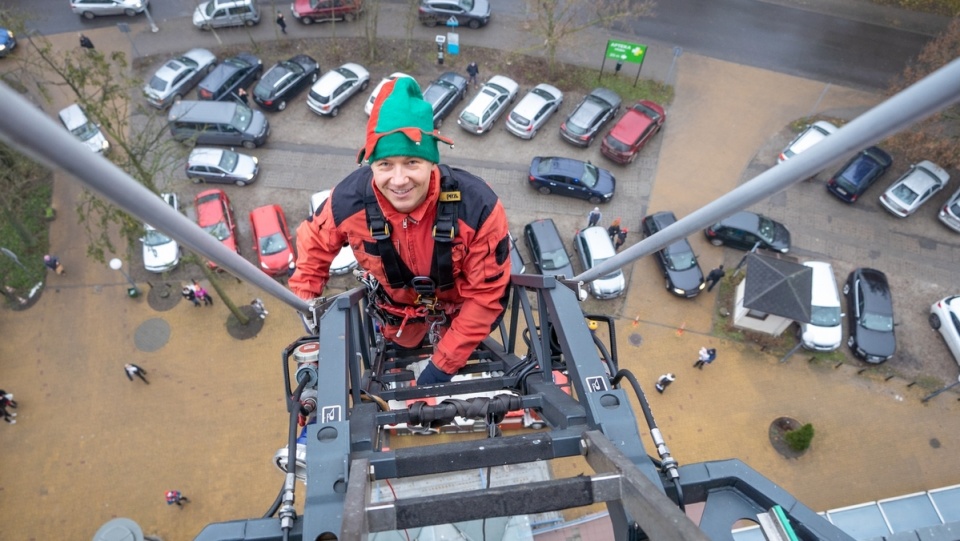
top-left (600, 100), bottom-right (666, 165)
top-left (249, 204), bottom-right (294, 275)
top-left (194, 189), bottom-right (238, 269)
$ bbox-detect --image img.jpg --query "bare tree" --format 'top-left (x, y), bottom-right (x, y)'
top-left (364, 0), bottom-right (382, 60)
top-left (526, 0), bottom-right (656, 75)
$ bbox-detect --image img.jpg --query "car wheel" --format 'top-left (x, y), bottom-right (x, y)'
top-left (424, 18), bottom-right (438, 27)
top-left (277, 100), bottom-right (287, 111)
top-left (585, 136), bottom-right (593, 148)
top-left (842, 283), bottom-right (850, 295)
top-left (847, 336), bottom-right (855, 348)
top-left (235, 179), bottom-right (247, 187)
top-left (331, 106), bottom-right (339, 117)
top-left (588, 196), bottom-right (602, 204)
top-left (538, 186), bottom-right (551, 195)
top-left (343, 13), bottom-right (355, 22)
top-left (242, 140), bottom-right (256, 149)
top-left (664, 279), bottom-right (671, 290)
top-left (360, 80), bottom-right (369, 91)
top-left (709, 238), bottom-right (724, 247)
top-left (929, 312), bottom-right (942, 329)
top-left (82, 11), bottom-right (95, 19)
top-left (468, 19), bottom-right (481, 29)
top-left (302, 16), bottom-right (314, 24)
top-left (191, 177), bottom-right (203, 184)
top-left (628, 152), bottom-right (638, 164)
top-left (245, 19), bottom-right (255, 27)
top-left (124, 8), bottom-right (137, 16)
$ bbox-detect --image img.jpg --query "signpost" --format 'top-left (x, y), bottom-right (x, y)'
top-left (446, 16), bottom-right (460, 56)
top-left (601, 39), bottom-right (648, 87)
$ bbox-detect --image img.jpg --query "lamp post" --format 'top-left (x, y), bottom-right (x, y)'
top-left (109, 258), bottom-right (140, 297)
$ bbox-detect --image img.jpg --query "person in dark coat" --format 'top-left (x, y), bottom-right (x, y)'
top-left (705, 265), bottom-right (726, 292)
top-left (79, 33), bottom-right (94, 50)
top-left (276, 11), bottom-right (287, 33)
top-left (466, 61), bottom-right (479, 87)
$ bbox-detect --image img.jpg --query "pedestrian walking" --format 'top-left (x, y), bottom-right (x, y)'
top-left (79, 33), bottom-right (94, 50)
top-left (124, 363), bottom-right (149, 384)
top-left (466, 61), bottom-right (479, 87)
top-left (193, 280), bottom-right (213, 306)
top-left (0, 390), bottom-right (18, 410)
top-left (0, 404), bottom-right (15, 424)
top-left (275, 11), bottom-right (287, 33)
top-left (655, 373), bottom-right (676, 394)
top-left (607, 218), bottom-right (622, 243)
top-left (182, 285), bottom-right (200, 307)
top-left (237, 87), bottom-right (249, 105)
top-left (587, 206), bottom-right (602, 228)
top-left (705, 265), bottom-right (726, 292)
top-left (165, 490), bottom-right (189, 507)
top-left (614, 228), bottom-right (628, 251)
top-left (693, 347), bottom-right (717, 369)
top-left (251, 298), bottom-right (268, 319)
top-left (43, 254), bottom-right (65, 275)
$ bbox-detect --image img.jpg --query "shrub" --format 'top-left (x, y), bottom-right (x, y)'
top-left (785, 423), bottom-right (815, 452)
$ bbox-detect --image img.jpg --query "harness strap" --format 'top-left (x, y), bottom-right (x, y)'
top-left (364, 187), bottom-right (415, 289)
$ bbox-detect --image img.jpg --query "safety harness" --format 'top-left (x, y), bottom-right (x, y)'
top-left (361, 164), bottom-right (462, 340)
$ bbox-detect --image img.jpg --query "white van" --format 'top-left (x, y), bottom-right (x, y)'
top-left (801, 261), bottom-right (843, 351)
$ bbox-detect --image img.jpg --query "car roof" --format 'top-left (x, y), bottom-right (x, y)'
top-left (855, 268), bottom-right (892, 315)
top-left (250, 204), bottom-right (284, 234)
top-left (899, 161), bottom-right (949, 192)
top-left (188, 147), bottom-right (226, 166)
top-left (58, 104), bottom-right (88, 130)
top-left (645, 210), bottom-right (678, 231)
top-left (314, 69), bottom-right (349, 94)
top-left (804, 261), bottom-right (840, 306)
top-left (485, 75), bottom-right (518, 94)
top-left (525, 218), bottom-right (564, 248)
top-left (718, 210), bottom-right (761, 230)
top-left (536, 156), bottom-right (584, 176)
top-left (608, 104), bottom-right (656, 143)
top-left (195, 189), bottom-right (228, 225)
top-left (512, 84), bottom-right (559, 118)
top-left (587, 87), bottom-right (620, 108)
top-left (579, 226), bottom-right (616, 259)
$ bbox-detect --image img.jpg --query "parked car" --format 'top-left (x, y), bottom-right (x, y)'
top-left (143, 48), bottom-right (217, 109)
top-left (930, 295), bottom-right (960, 368)
top-left (778, 120), bottom-right (838, 163)
top-left (70, 0), bottom-right (149, 19)
top-left (703, 211), bottom-right (790, 253)
top-left (528, 156), bottom-right (616, 204)
top-left (523, 218), bottom-right (574, 278)
top-left (641, 211), bottom-right (705, 298)
top-left (193, 0), bottom-right (260, 29)
top-left (364, 72), bottom-right (411, 116)
top-left (186, 147), bottom-right (260, 186)
top-left (826, 146), bottom-right (893, 203)
top-left (560, 88), bottom-right (621, 148)
top-left (458, 75), bottom-right (519, 134)
top-left (573, 226), bottom-right (625, 300)
top-left (290, 0), bottom-right (363, 24)
top-left (194, 188), bottom-right (239, 269)
top-left (250, 204), bottom-right (294, 276)
top-left (0, 28), bottom-right (17, 57)
top-left (879, 160), bottom-right (950, 217)
top-left (800, 261), bottom-right (843, 352)
top-left (600, 100), bottom-right (666, 165)
top-left (422, 71), bottom-right (468, 128)
top-left (197, 52), bottom-right (262, 102)
top-left (938, 187), bottom-right (960, 233)
top-left (309, 191), bottom-right (358, 275)
top-left (141, 192), bottom-right (181, 273)
top-left (844, 268), bottom-right (896, 363)
top-left (418, 0), bottom-right (490, 29)
top-left (253, 54), bottom-right (320, 112)
top-left (506, 83), bottom-right (563, 140)
top-left (58, 104), bottom-right (110, 154)
top-left (168, 100), bottom-right (269, 149)
top-left (307, 62), bottom-right (370, 117)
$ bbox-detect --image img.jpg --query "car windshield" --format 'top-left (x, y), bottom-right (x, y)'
top-left (143, 228), bottom-right (171, 247)
top-left (531, 88), bottom-right (554, 101)
top-left (218, 151), bottom-right (239, 172)
top-left (756, 216), bottom-right (776, 243)
top-left (71, 121), bottom-right (99, 141)
top-left (836, 158), bottom-right (877, 191)
top-left (203, 221), bottom-right (232, 241)
top-left (603, 134), bottom-right (631, 152)
top-left (459, 0), bottom-right (475, 9)
top-left (259, 232), bottom-right (288, 256)
top-left (460, 111), bottom-right (479, 125)
top-left (148, 75), bottom-right (169, 92)
top-left (580, 162), bottom-right (599, 188)
top-left (810, 305), bottom-right (841, 326)
top-left (203, 2), bottom-right (216, 16)
top-left (231, 105), bottom-right (253, 131)
top-left (633, 102), bottom-right (661, 121)
top-left (541, 248), bottom-right (570, 271)
top-left (664, 244), bottom-right (696, 271)
top-left (890, 183), bottom-right (919, 205)
top-left (861, 312), bottom-right (894, 332)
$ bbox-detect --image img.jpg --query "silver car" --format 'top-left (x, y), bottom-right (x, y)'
top-left (70, 0), bottom-right (149, 19)
top-left (573, 226), bottom-right (625, 300)
top-left (186, 147), bottom-right (260, 186)
top-left (307, 62), bottom-right (370, 117)
top-left (938, 186), bottom-right (960, 233)
top-left (144, 48), bottom-right (217, 109)
top-left (309, 191), bottom-right (358, 275)
top-left (506, 83), bottom-right (563, 139)
top-left (457, 75), bottom-right (519, 135)
top-left (58, 104), bottom-right (110, 154)
top-left (879, 160), bottom-right (950, 218)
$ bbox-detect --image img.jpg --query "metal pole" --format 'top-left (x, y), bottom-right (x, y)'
top-left (921, 376), bottom-right (960, 403)
top-left (143, 5), bottom-right (159, 33)
top-left (575, 57), bottom-right (960, 284)
top-left (109, 258), bottom-right (140, 296)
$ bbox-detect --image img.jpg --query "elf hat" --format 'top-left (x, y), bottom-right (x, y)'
top-left (356, 76), bottom-right (454, 164)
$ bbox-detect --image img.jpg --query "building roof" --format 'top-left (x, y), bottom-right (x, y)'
top-left (743, 253), bottom-right (812, 323)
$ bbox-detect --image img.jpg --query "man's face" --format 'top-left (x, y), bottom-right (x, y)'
top-left (372, 156), bottom-right (434, 214)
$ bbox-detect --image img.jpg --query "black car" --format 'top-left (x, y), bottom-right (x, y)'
top-left (559, 87), bottom-right (621, 147)
top-left (418, 0), bottom-right (491, 29)
top-left (528, 156), bottom-right (616, 204)
top-left (844, 268), bottom-right (896, 363)
top-left (197, 52), bottom-right (262, 102)
top-left (826, 146), bottom-right (893, 203)
top-left (422, 71), bottom-right (468, 128)
top-left (523, 218), bottom-right (574, 278)
top-left (703, 211), bottom-right (791, 253)
top-left (253, 54), bottom-right (320, 112)
top-left (641, 211), bottom-right (705, 298)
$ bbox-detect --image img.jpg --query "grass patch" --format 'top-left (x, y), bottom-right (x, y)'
top-left (0, 172), bottom-right (53, 304)
top-left (869, 0), bottom-right (960, 16)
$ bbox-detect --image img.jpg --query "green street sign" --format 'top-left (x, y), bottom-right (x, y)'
top-left (605, 39), bottom-right (647, 64)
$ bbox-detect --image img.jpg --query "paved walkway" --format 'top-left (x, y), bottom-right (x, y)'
top-left (1, 4), bottom-right (959, 540)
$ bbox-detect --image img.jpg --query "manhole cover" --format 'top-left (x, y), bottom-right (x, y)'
top-left (930, 438), bottom-right (941, 449)
top-left (134, 318), bottom-right (171, 352)
top-left (628, 333), bottom-right (643, 347)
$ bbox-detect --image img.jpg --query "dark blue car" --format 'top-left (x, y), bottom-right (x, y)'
top-left (826, 146), bottom-right (893, 203)
top-left (0, 28), bottom-right (16, 58)
top-left (527, 156), bottom-right (616, 204)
